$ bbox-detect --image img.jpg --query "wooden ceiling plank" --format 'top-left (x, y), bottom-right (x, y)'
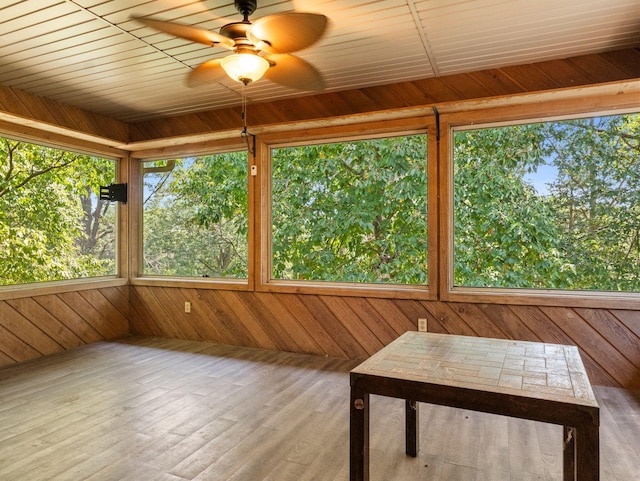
top-left (0, 16), bottom-right (107, 58)
top-left (498, 64), bottom-right (562, 92)
top-left (530, 58), bottom-right (596, 88)
top-left (464, 69), bottom-right (525, 97)
top-left (566, 53), bottom-right (634, 84)
top-left (0, 84), bottom-right (129, 145)
top-left (0, 3), bottom-right (82, 35)
top-left (599, 48), bottom-right (640, 78)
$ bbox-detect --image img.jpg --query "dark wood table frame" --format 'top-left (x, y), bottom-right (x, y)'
top-left (350, 332), bottom-right (599, 481)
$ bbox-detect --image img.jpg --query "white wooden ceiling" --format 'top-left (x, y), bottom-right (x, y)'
top-left (0, 0), bottom-right (638, 123)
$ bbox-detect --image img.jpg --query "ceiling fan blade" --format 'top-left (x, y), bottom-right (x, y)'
top-left (188, 59), bottom-right (227, 86)
top-left (263, 53), bottom-right (325, 91)
top-left (132, 16), bottom-right (234, 49)
top-left (248, 13), bottom-right (328, 54)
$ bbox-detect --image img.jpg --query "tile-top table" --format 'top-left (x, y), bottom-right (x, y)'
top-left (350, 331), bottom-right (599, 481)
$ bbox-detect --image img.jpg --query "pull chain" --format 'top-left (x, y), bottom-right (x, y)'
top-left (241, 83), bottom-right (248, 135)
top-left (240, 83), bottom-right (256, 160)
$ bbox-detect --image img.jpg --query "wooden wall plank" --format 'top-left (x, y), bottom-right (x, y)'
top-left (99, 286), bottom-right (131, 321)
top-left (0, 323), bottom-right (41, 363)
top-left (234, 290), bottom-right (302, 352)
top-left (177, 288), bottom-right (227, 344)
top-left (34, 294), bottom-right (103, 344)
top-left (319, 296), bottom-right (384, 357)
top-left (0, 287), bottom-right (130, 367)
top-left (132, 286), bottom-right (194, 340)
top-left (422, 301), bottom-right (478, 336)
top-left (215, 291), bottom-right (280, 350)
top-left (196, 289), bottom-right (256, 346)
top-left (128, 286), bottom-right (163, 337)
top-left (56, 291), bottom-right (122, 340)
top-left (477, 304), bottom-right (540, 341)
top-left (0, 84), bottom-right (129, 144)
top-left (301, 295), bottom-right (369, 359)
top-left (448, 302), bottom-right (509, 340)
top-left (499, 64), bottom-right (560, 91)
top-left (468, 69), bottom-right (527, 97)
top-left (0, 302), bottom-right (61, 356)
top-left (575, 308), bottom-right (640, 386)
top-left (274, 293), bottom-right (349, 359)
top-left (348, 297), bottom-right (406, 345)
top-left (0, 347), bottom-right (14, 367)
top-left (594, 49), bottom-right (640, 78)
top-left (364, 298), bottom-right (415, 337)
top-left (5, 297), bottom-right (83, 350)
top-left (253, 291), bottom-right (323, 356)
top-left (78, 289), bottom-right (129, 335)
top-left (611, 310), bottom-right (640, 338)
top-left (513, 306), bottom-right (572, 345)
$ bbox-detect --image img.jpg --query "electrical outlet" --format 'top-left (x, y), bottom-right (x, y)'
top-left (417, 318), bottom-right (427, 332)
top-left (184, 301), bottom-right (191, 313)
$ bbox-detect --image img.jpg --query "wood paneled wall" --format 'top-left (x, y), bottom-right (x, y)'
top-left (129, 287), bottom-right (640, 390)
top-left (0, 285), bottom-right (638, 389)
top-left (0, 287), bottom-right (130, 369)
top-left (129, 48), bottom-right (640, 144)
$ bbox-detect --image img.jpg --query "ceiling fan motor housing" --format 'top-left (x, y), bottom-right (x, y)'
top-left (235, 0), bottom-right (258, 18)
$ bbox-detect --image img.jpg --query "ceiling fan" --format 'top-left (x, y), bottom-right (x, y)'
top-left (132, 0), bottom-right (328, 90)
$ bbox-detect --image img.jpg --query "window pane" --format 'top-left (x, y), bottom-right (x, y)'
top-left (453, 113), bottom-right (640, 292)
top-left (271, 134), bottom-right (428, 285)
top-left (143, 152), bottom-right (248, 278)
top-left (0, 137), bottom-right (116, 286)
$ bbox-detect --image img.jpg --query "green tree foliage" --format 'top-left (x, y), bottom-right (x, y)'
top-left (454, 113), bottom-right (640, 291)
top-left (143, 153), bottom-right (248, 278)
top-left (543, 115), bottom-right (640, 290)
top-left (0, 138), bottom-right (116, 285)
top-left (271, 135), bottom-right (428, 284)
top-left (454, 125), bottom-right (575, 288)
top-left (5, 112), bottom-right (640, 293)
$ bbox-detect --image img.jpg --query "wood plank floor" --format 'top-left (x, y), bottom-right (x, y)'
top-left (0, 337), bottom-right (638, 481)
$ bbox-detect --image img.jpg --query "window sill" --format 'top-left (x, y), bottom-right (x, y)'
top-left (0, 277), bottom-right (128, 301)
top-left (444, 286), bottom-right (640, 309)
top-left (130, 276), bottom-right (250, 291)
top-left (258, 279), bottom-right (432, 300)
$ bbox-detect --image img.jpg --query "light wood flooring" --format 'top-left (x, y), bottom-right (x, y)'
top-left (0, 336), bottom-right (638, 481)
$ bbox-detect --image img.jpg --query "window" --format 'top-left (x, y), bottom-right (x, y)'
top-left (453, 112), bottom-right (640, 292)
top-left (0, 137), bottom-right (117, 286)
top-left (270, 134), bottom-right (428, 285)
top-left (142, 152), bottom-right (248, 278)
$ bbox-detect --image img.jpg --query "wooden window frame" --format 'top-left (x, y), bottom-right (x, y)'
top-left (129, 139), bottom-right (255, 292)
top-left (2, 82), bottom-right (640, 311)
top-left (255, 118), bottom-right (438, 300)
top-left (0, 132), bottom-right (128, 301)
top-left (439, 94), bottom-right (640, 309)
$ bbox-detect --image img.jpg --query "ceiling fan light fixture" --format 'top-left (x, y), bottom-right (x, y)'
top-left (221, 53), bottom-right (270, 84)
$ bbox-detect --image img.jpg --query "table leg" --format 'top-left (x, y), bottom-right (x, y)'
top-left (405, 399), bottom-right (419, 457)
top-left (563, 426), bottom-right (576, 481)
top-left (575, 422), bottom-right (600, 481)
top-left (564, 423), bottom-right (600, 481)
top-left (350, 387), bottom-right (370, 481)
